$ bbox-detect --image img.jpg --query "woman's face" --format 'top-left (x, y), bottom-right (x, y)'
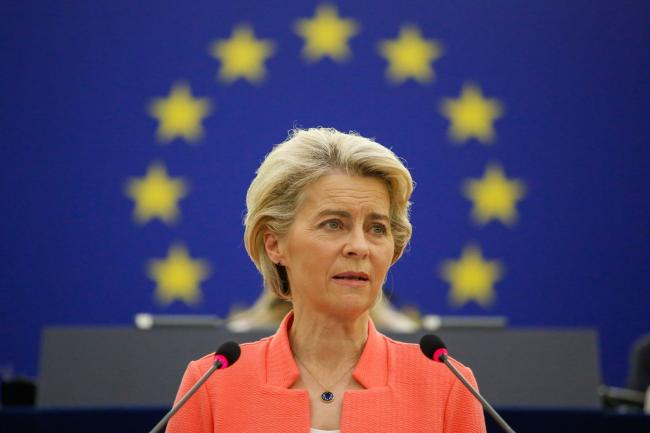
top-left (266, 173), bottom-right (395, 318)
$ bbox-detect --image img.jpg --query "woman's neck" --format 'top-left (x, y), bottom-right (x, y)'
top-left (289, 307), bottom-right (368, 371)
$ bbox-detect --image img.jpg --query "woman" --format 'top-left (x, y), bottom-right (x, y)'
top-left (167, 128), bottom-right (486, 433)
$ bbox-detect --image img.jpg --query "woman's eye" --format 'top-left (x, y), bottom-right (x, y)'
top-left (324, 220), bottom-right (341, 230)
top-left (371, 223), bottom-right (387, 235)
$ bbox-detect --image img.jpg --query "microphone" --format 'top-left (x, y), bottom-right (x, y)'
top-left (148, 341), bottom-right (241, 433)
top-left (419, 335), bottom-right (516, 433)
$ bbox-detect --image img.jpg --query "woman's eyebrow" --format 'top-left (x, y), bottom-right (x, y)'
top-left (314, 209), bottom-right (389, 222)
top-left (368, 212), bottom-right (390, 222)
top-left (315, 209), bottom-right (350, 219)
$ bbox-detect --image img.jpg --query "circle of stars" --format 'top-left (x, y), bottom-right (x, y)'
top-left (123, 2), bottom-right (528, 309)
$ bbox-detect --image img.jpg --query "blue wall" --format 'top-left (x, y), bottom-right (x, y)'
top-left (1, 0), bottom-right (649, 388)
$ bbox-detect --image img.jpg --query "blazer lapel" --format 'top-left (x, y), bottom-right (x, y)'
top-left (261, 313), bottom-right (311, 433)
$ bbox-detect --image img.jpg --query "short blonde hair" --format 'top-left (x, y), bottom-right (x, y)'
top-left (244, 127), bottom-right (414, 299)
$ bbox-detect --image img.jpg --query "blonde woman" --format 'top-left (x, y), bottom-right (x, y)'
top-left (167, 128), bottom-right (486, 433)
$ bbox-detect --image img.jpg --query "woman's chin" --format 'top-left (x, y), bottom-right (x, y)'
top-left (324, 296), bottom-right (374, 319)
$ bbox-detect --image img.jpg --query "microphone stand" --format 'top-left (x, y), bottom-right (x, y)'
top-left (148, 361), bottom-right (221, 433)
top-left (440, 354), bottom-right (516, 433)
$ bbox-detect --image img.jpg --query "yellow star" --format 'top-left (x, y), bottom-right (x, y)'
top-left (147, 244), bottom-right (211, 305)
top-left (209, 24), bottom-right (275, 84)
top-left (148, 82), bottom-right (212, 143)
top-left (440, 245), bottom-right (503, 307)
top-left (463, 162), bottom-right (526, 226)
top-left (125, 162), bottom-right (188, 225)
top-left (440, 83), bottom-right (503, 144)
top-left (294, 4), bottom-right (359, 62)
top-left (378, 25), bottom-right (443, 84)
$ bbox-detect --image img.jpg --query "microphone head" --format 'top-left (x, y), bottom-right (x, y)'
top-left (419, 334), bottom-right (449, 362)
top-left (213, 341), bottom-right (241, 369)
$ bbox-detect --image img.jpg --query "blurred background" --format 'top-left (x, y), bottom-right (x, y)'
top-left (1, 0), bottom-right (649, 407)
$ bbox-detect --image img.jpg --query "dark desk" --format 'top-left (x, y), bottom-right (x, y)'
top-left (38, 326), bottom-right (601, 408)
top-left (1, 407), bottom-right (649, 433)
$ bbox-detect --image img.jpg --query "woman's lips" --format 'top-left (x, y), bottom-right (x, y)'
top-left (332, 272), bottom-right (370, 287)
top-left (333, 271), bottom-right (369, 279)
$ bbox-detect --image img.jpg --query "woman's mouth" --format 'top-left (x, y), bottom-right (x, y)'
top-left (332, 272), bottom-right (369, 285)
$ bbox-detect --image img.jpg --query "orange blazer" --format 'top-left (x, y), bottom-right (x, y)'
top-left (166, 313), bottom-right (486, 433)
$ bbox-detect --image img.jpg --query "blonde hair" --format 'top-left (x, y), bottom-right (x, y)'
top-left (244, 127), bottom-right (413, 299)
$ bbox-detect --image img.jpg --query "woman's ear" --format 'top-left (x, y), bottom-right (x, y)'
top-left (263, 231), bottom-right (284, 265)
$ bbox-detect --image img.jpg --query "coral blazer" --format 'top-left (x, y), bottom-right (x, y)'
top-left (166, 313), bottom-right (486, 433)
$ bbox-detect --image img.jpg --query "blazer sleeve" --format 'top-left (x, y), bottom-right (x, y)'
top-left (443, 362), bottom-right (487, 433)
top-left (165, 360), bottom-right (214, 433)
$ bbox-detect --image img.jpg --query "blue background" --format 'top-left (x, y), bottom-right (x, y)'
top-left (1, 0), bottom-right (649, 388)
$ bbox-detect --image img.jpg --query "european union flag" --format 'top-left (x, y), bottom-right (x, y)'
top-left (2, 1), bottom-right (649, 390)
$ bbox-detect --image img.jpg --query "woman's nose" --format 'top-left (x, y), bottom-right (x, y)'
top-left (342, 226), bottom-right (370, 258)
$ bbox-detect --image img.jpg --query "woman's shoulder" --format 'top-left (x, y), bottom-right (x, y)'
top-left (382, 335), bottom-right (475, 385)
top-left (188, 335), bottom-right (274, 374)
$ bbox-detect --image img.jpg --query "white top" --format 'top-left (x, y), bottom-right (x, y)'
top-left (311, 429), bottom-right (340, 433)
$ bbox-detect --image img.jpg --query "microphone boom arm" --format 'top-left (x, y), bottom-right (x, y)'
top-left (148, 360), bottom-right (221, 433)
top-left (440, 354), bottom-right (516, 433)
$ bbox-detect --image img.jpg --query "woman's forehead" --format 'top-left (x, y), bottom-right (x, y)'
top-left (299, 174), bottom-right (390, 215)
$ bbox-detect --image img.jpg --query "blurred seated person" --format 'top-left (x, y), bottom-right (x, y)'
top-left (629, 334), bottom-right (650, 393)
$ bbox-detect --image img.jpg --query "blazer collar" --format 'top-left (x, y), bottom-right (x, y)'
top-left (266, 312), bottom-right (301, 388)
top-left (266, 311), bottom-right (388, 389)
